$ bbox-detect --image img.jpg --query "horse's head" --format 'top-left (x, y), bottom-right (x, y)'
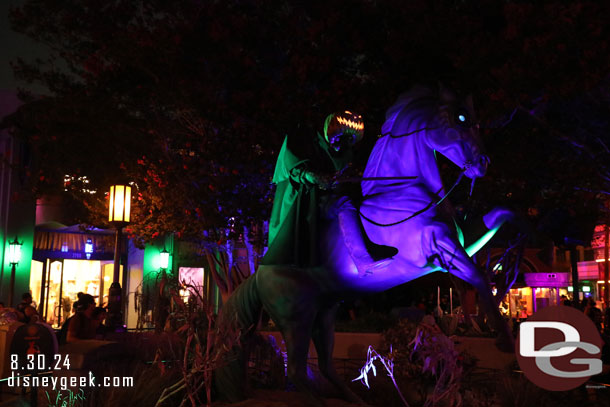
top-left (426, 86), bottom-right (489, 179)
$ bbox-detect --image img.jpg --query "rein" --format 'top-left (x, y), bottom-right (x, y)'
top-left (334, 175), bottom-right (417, 183)
top-left (359, 171), bottom-right (466, 227)
top-left (380, 126), bottom-right (437, 138)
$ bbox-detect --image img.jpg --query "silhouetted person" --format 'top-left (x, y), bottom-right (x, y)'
top-left (22, 305), bottom-right (39, 323)
top-left (92, 307), bottom-right (108, 337)
top-left (585, 299), bottom-right (603, 332)
top-left (57, 299), bottom-right (80, 346)
top-left (16, 292), bottom-right (35, 321)
top-left (66, 293), bottom-right (97, 343)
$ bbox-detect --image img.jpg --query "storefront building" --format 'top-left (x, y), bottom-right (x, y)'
top-left (489, 247), bottom-right (575, 318)
top-left (576, 260), bottom-right (609, 306)
top-left (499, 246), bottom-right (605, 318)
top-left (30, 223), bottom-right (125, 328)
top-left (0, 97), bottom-right (222, 329)
top-left (29, 224), bottom-right (225, 329)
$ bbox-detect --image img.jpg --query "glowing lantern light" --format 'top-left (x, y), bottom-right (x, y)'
top-left (159, 248), bottom-right (170, 270)
top-left (8, 237), bottom-right (22, 265)
top-left (180, 287), bottom-right (190, 302)
top-left (108, 185), bottom-right (131, 223)
top-left (85, 238), bottom-right (94, 259)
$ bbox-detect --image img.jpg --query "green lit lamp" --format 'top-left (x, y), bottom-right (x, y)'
top-left (159, 247), bottom-right (170, 271)
top-left (7, 236), bottom-right (22, 307)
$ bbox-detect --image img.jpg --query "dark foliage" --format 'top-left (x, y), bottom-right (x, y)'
top-left (4, 0), bottom-right (610, 244)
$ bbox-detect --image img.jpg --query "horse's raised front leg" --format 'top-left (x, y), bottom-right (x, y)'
top-left (482, 206), bottom-right (515, 230)
top-left (423, 222), bottom-right (514, 352)
top-left (312, 302), bottom-right (367, 405)
top-left (460, 207), bottom-right (515, 257)
top-left (462, 206), bottom-right (531, 259)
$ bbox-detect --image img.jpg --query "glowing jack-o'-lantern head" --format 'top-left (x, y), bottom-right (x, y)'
top-left (323, 110), bottom-right (364, 152)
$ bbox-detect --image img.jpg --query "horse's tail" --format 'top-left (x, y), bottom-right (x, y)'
top-left (214, 273), bottom-right (262, 402)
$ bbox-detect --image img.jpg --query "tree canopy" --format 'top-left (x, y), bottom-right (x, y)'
top-left (4, 0), bottom-right (610, 245)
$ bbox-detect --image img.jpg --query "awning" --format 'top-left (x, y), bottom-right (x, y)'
top-left (33, 224), bottom-right (121, 261)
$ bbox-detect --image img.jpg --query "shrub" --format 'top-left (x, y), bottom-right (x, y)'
top-left (377, 317), bottom-right (468, 406)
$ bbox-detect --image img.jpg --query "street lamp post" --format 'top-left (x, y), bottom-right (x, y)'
top-left (155, 247), bottom-right (171, 333)
top-left (107, 185), bottom-right (131, 330)
top-left (7, 237), bottom-right (22, 307)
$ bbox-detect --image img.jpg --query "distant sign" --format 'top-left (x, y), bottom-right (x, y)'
top-left (591, 225), bottom-right (608, 262)
top-left (591, 225), bottom-right (607, 249)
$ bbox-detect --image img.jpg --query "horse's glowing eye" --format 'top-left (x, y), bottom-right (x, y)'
top-left (455, 109), bottom-right (471, 128)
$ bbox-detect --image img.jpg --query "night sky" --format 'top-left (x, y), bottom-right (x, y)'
top-left (1, 0), bottom-right (47, 92)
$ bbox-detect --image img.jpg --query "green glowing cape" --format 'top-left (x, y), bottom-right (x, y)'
top-left (262, 132), bottom-right (352, 267)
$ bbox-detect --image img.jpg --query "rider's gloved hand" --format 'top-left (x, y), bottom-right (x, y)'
top-left (311, 173), bottom-right (334, 190)
top-left (302, 172), bottom-right (334, 190)
top-left (290, 167), bottom-right (333, 190)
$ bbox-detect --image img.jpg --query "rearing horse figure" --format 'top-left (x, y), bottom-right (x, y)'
top-left (216, 85), bottom-right (515, 406)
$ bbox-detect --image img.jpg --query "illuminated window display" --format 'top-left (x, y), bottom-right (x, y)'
top-left (29, 259), bottom-right (123, 328)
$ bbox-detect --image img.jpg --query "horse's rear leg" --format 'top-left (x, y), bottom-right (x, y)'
top-left (424, 224), bottom-right (514, 352)
top-left (280, 316), bottom-right (326, 407)
top-left (312, 303), bottom-right (366, 405)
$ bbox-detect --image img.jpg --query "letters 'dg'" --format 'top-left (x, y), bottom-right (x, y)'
top-left (519, 321), bottom-right (602, 379)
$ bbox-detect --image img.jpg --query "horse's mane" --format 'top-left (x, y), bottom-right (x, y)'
top-left (381, 86), bottom-right (439, 137)
top-left (363, 86), bottom-right (441, 195)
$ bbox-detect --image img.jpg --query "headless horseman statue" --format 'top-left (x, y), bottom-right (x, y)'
top-left (262, 111), bottom-right (393, 276)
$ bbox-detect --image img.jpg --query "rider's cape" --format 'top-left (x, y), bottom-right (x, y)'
top-left (262, 131), bottom-right (352, 267)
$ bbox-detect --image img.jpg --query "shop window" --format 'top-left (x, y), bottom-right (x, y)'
top-left (178, 267), bottom-right (204, 302)
top-left (29, 258), bottom-right (123, 328)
